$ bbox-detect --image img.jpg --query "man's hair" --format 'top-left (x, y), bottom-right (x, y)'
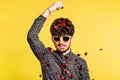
top-left (50, 18), bottom-right (75, 36)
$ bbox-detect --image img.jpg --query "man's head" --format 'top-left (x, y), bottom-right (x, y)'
top-left (50, 18), bottom-right (75, 53)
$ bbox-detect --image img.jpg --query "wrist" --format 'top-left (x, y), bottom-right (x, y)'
top-left (42, 9), bottom-right (50, 18)
top-left (47, 8), bottom-right (51, 14)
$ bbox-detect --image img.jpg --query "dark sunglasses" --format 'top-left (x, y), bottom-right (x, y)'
top-left (52, 36), bottom-right (71, 42)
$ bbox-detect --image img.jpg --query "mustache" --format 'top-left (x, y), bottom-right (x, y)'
top-left (57, 43), bottom-right (66, 46)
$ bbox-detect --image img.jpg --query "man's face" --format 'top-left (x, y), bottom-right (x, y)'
top-left (52, 35), bottom-right (73, 53)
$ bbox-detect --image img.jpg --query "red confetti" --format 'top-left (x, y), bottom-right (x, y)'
top-left (59, 75), bottom-right (64, 80)
top-left (39, 75), bottom-right (42, 78)
top-left (68, 58), bottom-right (72, 62)
top-left (61, 64), bottom-right (66, 70)
top-left (65, 56), bottom-right (69, 60)
top-left (41, 53), bottom-right (46, 57)
top-left (77, 54), bottom-right (81, 56)
top-left (54, 72), bottom-right (58, 76)
top-left (54, 25), bottom-right (58, 30)
top-left (79, 64), bottom-right (82, 71)
top-left (75, 59), bottom-right (78, 62)
top-left (84, 52), bottom-right (88, 56)
top-left (99, 48), bottom-right (103, 51)
top-left (47, 64), bottom-right (50, 67)
top-left (70, 73), bottom-right (74, 79)
top-left (60, 18), bottom-right (66, 27)
top-left (47, 47), bottom-right (54, 53)
top-left (64, 69), bottom-right (69, 74)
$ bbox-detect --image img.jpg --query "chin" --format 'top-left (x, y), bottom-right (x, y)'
top-left (58, 48), bottom-right (68, 53)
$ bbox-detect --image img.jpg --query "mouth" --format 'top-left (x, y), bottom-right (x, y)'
top-left (58, 44), bottom-right (66, 48)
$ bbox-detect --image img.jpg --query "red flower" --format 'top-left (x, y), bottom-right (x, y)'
top-left (61, 21), bottom-right (66, 27)
top-left (47, 64), bottom-right (50, 67)
top-left (60, 18), bottom-right (66, 27)
top-left (59, 75), bottom-right (64, 80)
top-left (79, 64), bottom-right (82, 71)
top-left (68, 58), bottom-right (72, 62)
top-left (64, 69), bottom-right (69, 74)
top-left (84, 52), bottom-right (88, 56)
top-left (77, 54), bottom-right (81, 56)
top-left (39, 75), bottom-right (42, 78)
top-left (65, 56), bottom-right (69, 60)
top-left (70, 73), bottom-right (74, 79)
top-left (54, 25), bottom-right (58, 30)
top-left (99, 48), bottom-right (103, 51)
top-left (61, 64), bottom-right (66, 70)
top-left (47, 47), bottom-right (54, 53)
top-left (75, 59), bottom-right (78, 62)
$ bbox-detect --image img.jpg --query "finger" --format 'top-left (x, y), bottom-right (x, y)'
top-left (59, 1), bottom-right (64, 9)
top-left (56, 6), bottom-right (60, 10)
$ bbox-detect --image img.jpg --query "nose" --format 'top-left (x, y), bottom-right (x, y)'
top-left (59, 38), bottom-right (64, 43)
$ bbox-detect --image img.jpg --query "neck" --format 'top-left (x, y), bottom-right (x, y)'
top-left (62, 48), bottom-right (71, 55)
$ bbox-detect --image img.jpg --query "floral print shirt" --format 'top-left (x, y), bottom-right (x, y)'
top-left (27, 15), bottom-right (90, 80)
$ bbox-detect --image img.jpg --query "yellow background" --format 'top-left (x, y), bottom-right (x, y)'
top-left (0, 0), bottom-right (120, 80)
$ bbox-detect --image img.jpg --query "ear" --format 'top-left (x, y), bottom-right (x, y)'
top-left (51, 36), bottom-right (54, 42)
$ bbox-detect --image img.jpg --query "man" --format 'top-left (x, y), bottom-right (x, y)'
top-left (27, 1), bottom-right (90, 80)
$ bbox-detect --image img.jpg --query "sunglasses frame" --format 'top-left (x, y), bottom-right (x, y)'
top-left (52, 35), bottom-right (72, 42)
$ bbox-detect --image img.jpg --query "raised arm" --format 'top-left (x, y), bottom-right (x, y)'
top-left (27, 1), bottom-right (63, 61)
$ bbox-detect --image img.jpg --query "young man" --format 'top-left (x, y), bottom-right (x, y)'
top-left (27, 1), bottom-right (90, 80)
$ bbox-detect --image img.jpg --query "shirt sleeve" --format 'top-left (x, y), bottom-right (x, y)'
top-left (27, 15), bottom-right (47, 61)
top-left (78, 58), bottom-right (90, 80)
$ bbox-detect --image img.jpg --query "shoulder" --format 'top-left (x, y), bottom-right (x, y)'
top-left (72, 53), bottom-right (87, 65)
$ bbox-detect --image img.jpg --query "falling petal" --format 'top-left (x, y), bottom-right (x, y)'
top-left (99, 48), bottom-right (103, 51)
top-left (79, 64), bottom-right (82, 71)
top-left (39, 75), bottom-right (42, 78)
top-left (59, 75), bottom-right (64, 79)
top-left (70, 73), bottom-right (74, 79)
top-left (75, 59), bottom-right (78, 62)
top-left (77, 54), bottom-right (81, 56)
top-left (65, 56), bottom-right (69, 60)
top-left (68, 58), bottom-right (72, 62)
top-left (54, 25), bottom-right (58, 30)
top-left (84, 52), bottom-right (88, 56)
top-left (64, 69), bottom-right (69, 74)
top-left (47, 47), bottom-right (54, 53)
top-left (61, 63), bottom-right (66, 70)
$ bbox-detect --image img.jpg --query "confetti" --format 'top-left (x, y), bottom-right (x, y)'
top-left (70, 73), bottom-right (74, 79)
top-left (77, 54), bottom-right (81, 56)
top-left (61, 64), bottom-right (66, 70)
top-left (54, 25), bottom-right (58, 30)
top-left (99, 48), bottom-right (103, 51)
top-left (47, 47), bottom-right (54, 53)
top-left (59, 75), bottom-right (64, 79)
top-left (64, 69), bottom-right (69, 74)
top-left (65, 56), bottom-right (69, 60)
top-left (78, 64), bottom-right (82, 71)
top-left (84, 52), bottom-right (88, 56)
top-left (75, 59), bottom-right (78, 62)
top-left (39, 75), bottom-right (42, 78)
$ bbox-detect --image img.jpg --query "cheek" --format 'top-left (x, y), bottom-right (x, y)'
top-left (53, 41), bottom-right (58, 46)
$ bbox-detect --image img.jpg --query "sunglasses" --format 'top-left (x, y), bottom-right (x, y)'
top-left (52, 36), bottom-right (72, 42)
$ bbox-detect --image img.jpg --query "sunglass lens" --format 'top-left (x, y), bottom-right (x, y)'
top-left (54, 37), bottom-right (60, 41)
top-left (63, 37), bottom-right (70, 41)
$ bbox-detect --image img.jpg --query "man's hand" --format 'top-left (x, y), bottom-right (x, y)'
top-left (42, 1), bottom-right (64, 17)
top-left (48, 1), bottom-right (64, 14)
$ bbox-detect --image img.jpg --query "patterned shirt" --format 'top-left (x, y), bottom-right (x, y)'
top-left (27, 15), bottom-right (90, 80)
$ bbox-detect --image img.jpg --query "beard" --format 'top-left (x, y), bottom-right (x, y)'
top-left (56, 43), bottom-right (71, 53)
